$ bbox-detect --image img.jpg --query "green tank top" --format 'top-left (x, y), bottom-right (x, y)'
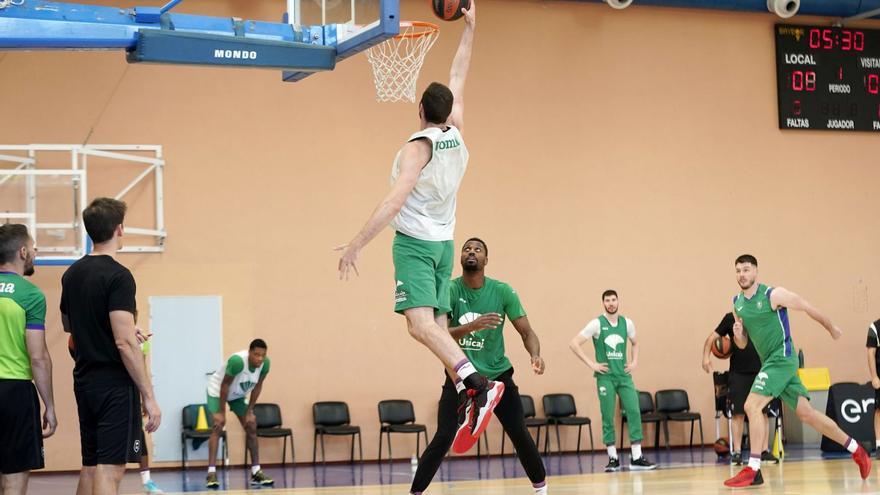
top-left (593, 314), bottom-right (629, 376)
top-left (733, 283), bottom-right (794, 363)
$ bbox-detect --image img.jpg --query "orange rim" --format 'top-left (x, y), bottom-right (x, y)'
top-left (394, 21), bottom-right (439, 39)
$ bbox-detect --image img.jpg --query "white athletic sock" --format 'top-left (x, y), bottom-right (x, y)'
top-left (251, 464), bottom-right (261, 475)
top-left (455, 360), bottom-right (478, 382)
top-left (747, 455), bottom-right (761, 471)
top-left (454, 378), bottom-right (466, 394)
top-left (207, 466), bottom-right (216, 474)
top-left (140, 470), bottom-right (151, 484)
top-left (875, 439), bottom-right (880, 450)
top-left (533, 480), bottom-right (547, 494)
top-left (631, 443), bottom-right (642, 460)
top-left (607, 445), bottom-right (617, 459)
top-left (844, 437), bottom-right (859, 454)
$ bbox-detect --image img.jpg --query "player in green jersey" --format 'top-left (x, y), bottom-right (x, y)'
top-left (205, 340), bottom-right (272, 488)
top-left (0, 224), bottom-right (56, 495)
top-left (410, 237), bottom-right (547, 495)
top-left (724, 254), bottom-right (870, 488)
top-left (570, 290), bottom-right (656, 472)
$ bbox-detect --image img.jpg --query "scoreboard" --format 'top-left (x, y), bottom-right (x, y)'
top-left (775, 24), bottom-right (880, 132)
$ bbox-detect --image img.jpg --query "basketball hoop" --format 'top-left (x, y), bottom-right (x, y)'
top-left (365, 21), bottom-right (439, 103)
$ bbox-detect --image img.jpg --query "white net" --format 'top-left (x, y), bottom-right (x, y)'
top-left (366, 22), bottom-right (439, 103)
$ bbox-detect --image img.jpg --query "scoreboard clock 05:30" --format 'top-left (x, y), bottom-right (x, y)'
top-left (775, 24), bottom-right (880, 132)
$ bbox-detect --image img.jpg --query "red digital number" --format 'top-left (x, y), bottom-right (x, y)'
top-left (841, 30), bottom-right (852, 51)
top-left (792, 71), bottom-right (817, 92)
top-left (822, 29), bottom-right (833, 49)
top-left (792, 100), bottom-right (801, 116)
top-left (855, 31), bottom-right (865, 51)
top-left (809, 29), bottom-right (821, 49)
top-left (868, 74), bottom-right (880, 95)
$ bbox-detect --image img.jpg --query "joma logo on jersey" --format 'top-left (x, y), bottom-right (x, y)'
top-left (0, 283), bottom-right (14, 294)
top-left (214, 49), bottom-right (257, 60)
top-left (239, 381), bottom-right (255, 393)
top-left (435, 138), bottom-right (460, 151)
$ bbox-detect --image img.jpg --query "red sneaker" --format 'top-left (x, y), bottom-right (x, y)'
top-left (723, 467), bottom-right (763, 487)
top-left (451, 381), bottom-right (505, 453)
top-left (451, 393), bottom-right (475, 454)
top-left (853, 445), bottom-right (871, 480)
top-left (468, 380), bottom-right (505, 441)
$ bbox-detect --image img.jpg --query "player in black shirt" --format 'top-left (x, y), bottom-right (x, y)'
top-left (866, 319), bottom-right (880, 458)
top-left (702, 313), bottom-right (778, 465)
top-left (61, 198), bottom-right (161, 495)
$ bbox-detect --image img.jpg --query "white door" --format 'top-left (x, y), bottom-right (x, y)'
top-left (149, 296), bottom-right (223, 462)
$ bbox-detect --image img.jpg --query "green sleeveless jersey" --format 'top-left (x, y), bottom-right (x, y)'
top-left (594, 314), bottom-right (630, 376)
top-left (0, 272), bottom-right (47, 380)
top-left (733, 284), bottom-right (794, 363)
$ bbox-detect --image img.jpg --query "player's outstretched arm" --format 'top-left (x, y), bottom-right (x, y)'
top-left (336, 139), bottom-right (430, 280)
top-left (770, 287), bottom-right (843, 339)
top-left (447, 0), bottom-right (475, 132)
top-left (511, 316), bottom-right (545, 374)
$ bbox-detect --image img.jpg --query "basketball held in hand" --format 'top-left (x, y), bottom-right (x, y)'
top-left (711, 336), bottom-right (732, 359)
top-left (432, 0), bottom-right (470, 21)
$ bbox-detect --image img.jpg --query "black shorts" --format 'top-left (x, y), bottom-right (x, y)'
top-left (75, 384), bottom-right (143, 466)
top-left (0, 380), bottom-right (44, 474)
top-left (728, 372), bottom-right (757, 415)
top-left (875, 386), bottom-right (880, 407)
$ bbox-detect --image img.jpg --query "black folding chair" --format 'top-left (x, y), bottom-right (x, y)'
top-left (542, 393), bottom-right (594, 455)
top-left (377, 400), bottom-right (428, 463)
top-left (313, 401), bottom-right (363, 464)
top-left (655, 389), bottom-right (704, 449)
top-left (245, 403), bottom-right (294, 466)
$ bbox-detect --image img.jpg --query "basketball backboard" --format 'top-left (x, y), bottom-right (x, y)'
top-left (0, 145), bottom-right (166, 266)
top-left (282, 0), bottom-right (399, 81)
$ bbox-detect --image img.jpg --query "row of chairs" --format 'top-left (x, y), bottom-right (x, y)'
top-left (179, 389), bottom-right (702, 468)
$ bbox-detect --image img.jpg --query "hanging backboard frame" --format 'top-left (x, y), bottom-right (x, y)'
top-left (0, 144), bottom-right (166, 266)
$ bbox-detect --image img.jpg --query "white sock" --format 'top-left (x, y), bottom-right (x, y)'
top-left (875, 439), bottom-right (880, 450)
top-left (845, 437), bottom-right (859, 454)
top-left (251, 464), bottom-right (261, 475)
top-left (607, 445), bottom-right (617, 459)
top-left (140, 470), bottom-right (151, 484)
top-left (454, 379), bottom-right (466, 393)
top-left (747, 455), bottom-right (761, 471)
top-left (631, 443), bottom-right (642, 460)
top-left (533, 481), bottom-right (547, 494)
top-left (455, 360), bottom-right (478, 382)
top-left (207, 466), bottom-right (216, 474)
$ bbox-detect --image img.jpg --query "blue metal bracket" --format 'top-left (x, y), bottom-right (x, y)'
top-left (0, 0), bottom-right (399, 81)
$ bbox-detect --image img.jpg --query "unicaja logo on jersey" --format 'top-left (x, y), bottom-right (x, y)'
top-left (458, 335), bottom-right (485, 351)
top-left (395, 280), bottom-right (407, 303)
top-left (604, 334), bottom-right (625, 359)
top-left (754, 371), bottom-right (769, 390)
top-left (599, 386), bottom-right (607, 396)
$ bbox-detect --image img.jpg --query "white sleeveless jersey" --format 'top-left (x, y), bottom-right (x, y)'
top-left (206, 350), bottom-right (264, 401)
top-left (389, 125), bottom-right (469, 241)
